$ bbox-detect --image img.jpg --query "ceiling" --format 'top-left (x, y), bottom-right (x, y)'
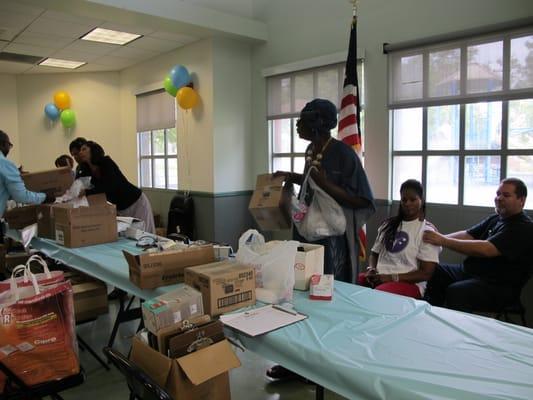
top-left (0, 0), bottom-right (214, 74)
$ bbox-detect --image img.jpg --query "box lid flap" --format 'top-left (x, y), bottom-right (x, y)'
top-left (130, 337), bottom-right (172, 387)
top-left (122, 250), bottom-right (140, 267)
top-left (255, 174), bottom-right (284, 189)
top-left (176, 339), bottom-right (241, 385)
top-left (87, 193), bottom-right (108, 206)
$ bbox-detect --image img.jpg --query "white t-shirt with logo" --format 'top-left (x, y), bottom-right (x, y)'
top-left (371, 219), bottom-right (441, 296)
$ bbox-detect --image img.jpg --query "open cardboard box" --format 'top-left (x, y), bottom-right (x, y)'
top-left (248, 174), bottom-right (291, 231)
top-left (124, 245), bottom-right (215, 289)
top-left (53, 194), bottom-right (117, 248)
top-left (130, 336), bottom-right (240, 400)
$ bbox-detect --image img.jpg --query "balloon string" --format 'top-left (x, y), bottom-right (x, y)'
top-left (180, 110), bottom-right (192, 196)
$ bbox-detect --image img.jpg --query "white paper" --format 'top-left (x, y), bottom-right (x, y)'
top-left (220, 305), bottom-right (307, 337)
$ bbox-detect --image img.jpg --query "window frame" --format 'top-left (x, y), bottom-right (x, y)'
top-left (267, 61), bottom-right (363, 173)
top-left (137, 127), bottom-right (178, 191)
top-left (389, 27), bottom-right (533, 208)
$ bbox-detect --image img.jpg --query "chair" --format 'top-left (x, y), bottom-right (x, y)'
top-left (103, 347), bottom-right (172, 400)
top-left (166, 193), bottom-right (195, 240)
top-left (492, 274), bottom-right (532, 327)
top-left (0, 360), bottom-right (85, 400)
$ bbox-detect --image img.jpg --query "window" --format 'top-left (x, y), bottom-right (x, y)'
top-left (267, 62), bottom-right (363, 174)
top-left (388, 28), bottom-right (533, 208)
top-left (136, 90), bottom-right (177, 190)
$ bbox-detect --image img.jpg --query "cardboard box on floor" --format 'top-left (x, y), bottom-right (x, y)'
top-left (294, 244), bottom-right (324, 290)
top-left (64, 270), bottom-right (108, 322)
top-left (124, 245), bottom-right (215, 290)
top-left (22, 166), bottom-right (74, 197)
top-left (184, 261), bottom-right (255, 317)
top-left (130, 336), bottom-right (240, 400)
top-left (248, 174), bottom-right (291, 231)
top-left (142, 286), bottom-right (204, 334)
top-left (53, 194), bottom-right (117, 248)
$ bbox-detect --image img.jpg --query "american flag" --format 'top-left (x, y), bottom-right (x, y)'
top-left (338, 12), bottom-right (367, 261)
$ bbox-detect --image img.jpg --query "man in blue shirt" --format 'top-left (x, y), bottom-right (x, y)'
top-left (0, 130), bottom-right (47, 219)
top-left (423, 178), bottom-right (533, 312)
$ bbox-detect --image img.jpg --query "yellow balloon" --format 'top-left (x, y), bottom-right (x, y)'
top-left (54, 91), bottom-right (71, 110)
top-left (176, 87), bottom-right (198, 110)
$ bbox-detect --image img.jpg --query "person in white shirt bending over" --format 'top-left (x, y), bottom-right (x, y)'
top-left (358, 179), bottom-right (440, 299)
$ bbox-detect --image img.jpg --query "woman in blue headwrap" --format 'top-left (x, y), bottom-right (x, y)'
top-left (268, 98), bottom-right (375, 380)
top-left (277, 98), bottom-right (375, 282)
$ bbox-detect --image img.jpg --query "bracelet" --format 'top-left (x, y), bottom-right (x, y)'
top-left (391, 273), bottom-right (399, 282)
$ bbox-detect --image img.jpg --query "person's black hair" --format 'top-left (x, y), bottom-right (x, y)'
top-left (69, 137), bottom-right (87, 152)
top-left (55, 154), bottom-right (74, 168)
top-left (83, 141), bottom-right (106, 165)
top-left (502, 177), bottom-right (528, 199)
top-left (380, 179), bottom-right (426, 246)
top-left (300, 98), bottom-right (337, 136)
top-left (0, 130), bottom-right (8, 143)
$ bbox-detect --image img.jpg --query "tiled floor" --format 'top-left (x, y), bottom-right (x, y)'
top-left (62, 298), bottom-right (347, 400)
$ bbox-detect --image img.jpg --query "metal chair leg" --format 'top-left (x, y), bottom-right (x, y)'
top-left (315, 384), bottom-right (324, 400)
top-left (77, 335), bottom-right (110, 371)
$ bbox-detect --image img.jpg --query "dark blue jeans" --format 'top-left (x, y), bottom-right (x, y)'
top-left (424, 264), bottom-right (519, 312)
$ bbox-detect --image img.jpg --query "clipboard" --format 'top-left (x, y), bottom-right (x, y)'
top-left (220, 305), bottom-right (307, 337)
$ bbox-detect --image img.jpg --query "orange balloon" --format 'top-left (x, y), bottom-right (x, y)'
top-left (54, 91), bottom-right (71, 110)
top-left (176, 87), bottom-right (198, 110)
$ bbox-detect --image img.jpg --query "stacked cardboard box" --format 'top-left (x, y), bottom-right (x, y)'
top-left (185, 261), bottom-right (256, 317)
top-left (64, 270), bottom-right (108, 322)
top-left (294, 244), bottom-right (325, 290)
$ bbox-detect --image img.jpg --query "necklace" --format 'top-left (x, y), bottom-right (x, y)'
top-left (306, 137), bottom-right (333, 167)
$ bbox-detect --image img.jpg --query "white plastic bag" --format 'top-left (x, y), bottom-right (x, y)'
top-left (293, 168), bottom-right (346, 241)
top-left (236, 229), bottom-right (299, 304)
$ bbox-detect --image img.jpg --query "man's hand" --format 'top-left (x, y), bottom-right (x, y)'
top-left (423, 230), bottom-right (447, 246)
top-left (43, 192), bottom-right (56, 204)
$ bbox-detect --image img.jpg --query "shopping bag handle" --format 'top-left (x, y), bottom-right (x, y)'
top-left (26, 254), bottom-right (52, 279)
top-left (10, 265), bottom-right (40, 301)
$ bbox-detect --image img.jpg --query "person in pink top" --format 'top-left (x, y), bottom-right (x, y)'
top-left (358, 179), bottom-right (440, 299)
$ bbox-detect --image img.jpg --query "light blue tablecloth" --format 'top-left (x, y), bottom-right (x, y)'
top-left (12, 231), bottom-right (533, 399)
top-left (9, 232), bottom-right (183, 299)
top-left (232, 282), bottom-right (533, 400)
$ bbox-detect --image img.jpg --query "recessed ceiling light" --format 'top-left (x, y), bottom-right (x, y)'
top-left (81, 28), bottom-right (142, 45)
top-left (38, 58), bottom-right (86, 69)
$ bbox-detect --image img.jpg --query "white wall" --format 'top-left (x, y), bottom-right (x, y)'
top-left (212, 37), bottom-right (252, 193)
top-left (0, 74), bottom-right (21, 164)
top-left (16, 72), bottom-right (121, 172)
top-left (251, 0), bottom-right (533, 199)
top-left (119, 38), bottom-right (215, 191)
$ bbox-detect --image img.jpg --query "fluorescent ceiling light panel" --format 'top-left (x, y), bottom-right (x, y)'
top-left (81, 28), bottom-right (142, 45)
top-left (39, 58), bottom-right (86, 69)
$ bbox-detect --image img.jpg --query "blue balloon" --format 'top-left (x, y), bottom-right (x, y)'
top-left (169, 65), bottom-right (190, 89)
top-left (44, 103), bottom-right (60, 120)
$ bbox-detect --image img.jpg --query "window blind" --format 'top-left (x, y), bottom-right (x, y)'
top-left (136, 89), bottom-right (176, 132)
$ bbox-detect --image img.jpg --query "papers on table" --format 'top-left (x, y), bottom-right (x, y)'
top-left (220, 305), bottom-right (307, 337)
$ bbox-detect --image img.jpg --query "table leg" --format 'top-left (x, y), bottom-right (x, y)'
top-left (107, 296), bottom-right (142, 348)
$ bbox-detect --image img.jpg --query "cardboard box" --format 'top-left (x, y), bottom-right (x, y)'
top-left (22, 166), bottom-right (74, 197)
top-left (53, 194), bottom-right (117, 248)
top-left (64, 270), bottom-right (109, 322)
top-left (124, 245), bottom-right (215, 290)
top-left (248, 174), bottom-right (291, 231)
top-left (142, 286), bottom-right (204, 334)
top-left (184, 261), bottom-right (255, 317)
top-left (36, 204), bottom-right (55, 239)
top-left (4, 205), bottom-right (38, 229)
top-left (294, 244), bottom-right (325, 290)
top-left (130, 336), bottom-right (240, 400)
top-left (168, 320), bottom-right (224, 358)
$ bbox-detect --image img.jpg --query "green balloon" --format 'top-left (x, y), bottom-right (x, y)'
top-left (60, 109), bottom-right (76, 128)
top-left (164, 75), bottom-right (178, 97)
